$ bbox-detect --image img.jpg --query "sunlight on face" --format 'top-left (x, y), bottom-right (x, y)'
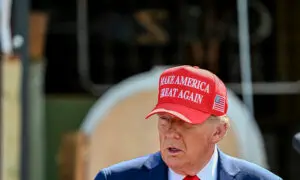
top-left (157, 113), bottom-right (216, 173)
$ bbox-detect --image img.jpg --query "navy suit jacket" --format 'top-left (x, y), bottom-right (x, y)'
top-left (94, 149), bottom-right (282, 180)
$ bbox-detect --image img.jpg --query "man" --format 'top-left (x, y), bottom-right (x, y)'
top-left (95, 65), bottom-right (282, 180)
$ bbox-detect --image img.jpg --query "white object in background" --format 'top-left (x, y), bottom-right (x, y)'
top-left (0, 0), bottom-right (13, 54)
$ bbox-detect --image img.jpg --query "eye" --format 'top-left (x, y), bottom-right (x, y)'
top-left (183, 123), bottom-right (194, 129)
top-left (160, 116), bottom-right (168, 120)
top-left (158, 116), bottom-right (170, 125)
top-left (180, 121), bottom-right (195, 129)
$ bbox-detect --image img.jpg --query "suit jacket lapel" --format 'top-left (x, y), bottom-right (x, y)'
top-left (217, 149), bottom-right (240, 180)
top-left (143, 152), bottom-right (168, 180)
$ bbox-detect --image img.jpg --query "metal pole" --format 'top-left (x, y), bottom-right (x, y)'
top-left (237, 0), bottom-right (254, 114)
top-left (226, 81), bottom-right (300, 95)
top-left (77, 0), bottom-right (93, 92)
top-left (12, 0), bottom-right (30, 179)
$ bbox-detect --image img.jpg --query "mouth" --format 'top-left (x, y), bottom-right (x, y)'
top-left (167, 147), bottom-right (182, 154)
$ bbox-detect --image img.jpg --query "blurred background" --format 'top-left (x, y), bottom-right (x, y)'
top-left (1, 0), bottom-right (300, 179)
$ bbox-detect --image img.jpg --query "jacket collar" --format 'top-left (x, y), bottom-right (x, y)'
top-left (143, 149), bottom-right (239, 180)
top-left (217, 149), bottom-right (240, 180)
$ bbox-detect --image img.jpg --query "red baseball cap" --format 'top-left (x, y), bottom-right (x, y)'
top-left (145, 65), bottom-right (228, 124)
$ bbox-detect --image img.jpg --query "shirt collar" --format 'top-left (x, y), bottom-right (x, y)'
top-left (168, 146), bottom-right (219, 180)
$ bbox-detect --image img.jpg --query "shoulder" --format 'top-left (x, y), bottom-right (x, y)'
top-left (223, 154), bottom-right (282, 180)
top-left (94, 153), bottom-right (155, 180)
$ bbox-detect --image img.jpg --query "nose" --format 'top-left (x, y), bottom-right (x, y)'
top-left (165, 128), bottom-right (181, 139)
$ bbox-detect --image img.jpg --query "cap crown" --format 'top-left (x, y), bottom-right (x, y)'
top-left (157, 66), bottom-right (228, 116)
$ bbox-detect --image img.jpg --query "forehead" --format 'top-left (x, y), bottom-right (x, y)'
top-left (157, 112), bottom-right (214, 126)
top-left (157, 113), bottom-right (200, 126)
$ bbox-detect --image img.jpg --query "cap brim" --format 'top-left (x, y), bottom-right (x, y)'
top-left (145, 103), bottom-right (211, 124)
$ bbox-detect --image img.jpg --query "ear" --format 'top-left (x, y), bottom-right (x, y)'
top-left (210, 122), bottom-right (229, 144)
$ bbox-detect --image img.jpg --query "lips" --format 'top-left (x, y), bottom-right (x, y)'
top-left (167, 147), bottom-right (182, 154)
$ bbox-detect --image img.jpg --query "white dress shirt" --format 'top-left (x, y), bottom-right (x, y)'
top-left (168, 146), bottom-right (218, 180)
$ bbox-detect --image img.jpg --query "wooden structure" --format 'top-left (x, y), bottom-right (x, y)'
top-left (58, 132), bottom-right (87, 180)
top-left (1, 56), bottom-right (22, 180)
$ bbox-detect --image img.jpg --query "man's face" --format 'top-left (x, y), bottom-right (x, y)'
top-left (157, 113), bottom-right (219, 173)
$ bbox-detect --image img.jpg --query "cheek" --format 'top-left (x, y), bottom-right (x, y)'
top-left (158, 131), bottom-right (165, 145)
top-left (185, 134), bottom-right (209, 152)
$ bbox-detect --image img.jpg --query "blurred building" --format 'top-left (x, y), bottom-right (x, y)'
top-left (30, 0), bottom-right (300, 179)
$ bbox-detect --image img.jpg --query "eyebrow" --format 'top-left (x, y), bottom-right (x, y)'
top-left (158, 114), bottom-right (177, 120)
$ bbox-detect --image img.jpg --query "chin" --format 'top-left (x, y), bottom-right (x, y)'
top-left (161, 152), bottom-right (185, 169)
